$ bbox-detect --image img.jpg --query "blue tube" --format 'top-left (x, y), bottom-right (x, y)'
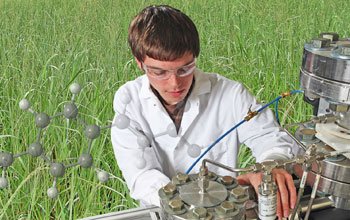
top-left (185, 90), bottom-right (304, 174)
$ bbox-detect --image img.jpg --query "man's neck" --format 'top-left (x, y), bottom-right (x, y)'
top-left (150, 79), bottom-right (195, 132)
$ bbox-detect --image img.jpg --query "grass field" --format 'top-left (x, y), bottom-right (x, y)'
top-left (1, 0), bottom-right (350, 219)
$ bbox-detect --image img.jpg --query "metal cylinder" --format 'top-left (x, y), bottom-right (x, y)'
top-left (257, 172), bottom-right (277, 220)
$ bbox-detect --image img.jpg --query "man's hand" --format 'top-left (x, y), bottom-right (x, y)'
top-left (236, 168), bottom-right (296, 219)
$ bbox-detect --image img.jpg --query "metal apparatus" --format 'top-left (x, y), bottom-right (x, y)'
top-left (158, 162), bottom-right (249, 220)
top-left (294, 32), bottom-right (350, 210)
top-left (158, 146), bottom-right (349, 220)
top-left (79, 145), bottom-right (348, 220)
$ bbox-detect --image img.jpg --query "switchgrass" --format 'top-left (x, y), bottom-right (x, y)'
top-left (1, 0), bottom-right (350, 219)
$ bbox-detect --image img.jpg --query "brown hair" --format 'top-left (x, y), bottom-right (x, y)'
top-left (128, 5), bottom-right (200, 62)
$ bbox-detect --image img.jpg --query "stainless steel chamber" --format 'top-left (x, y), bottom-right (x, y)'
top-left (295, 32), bottom-right (350, 210)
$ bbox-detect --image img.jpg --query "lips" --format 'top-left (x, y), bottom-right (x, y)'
top-left (168, 90), bottom-right (184, 97)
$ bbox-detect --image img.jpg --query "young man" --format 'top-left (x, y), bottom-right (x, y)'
top-left (111, 5), bottom-right (300, 219)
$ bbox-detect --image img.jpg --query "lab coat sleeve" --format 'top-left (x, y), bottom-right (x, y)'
top-left (232, 83), bottom-right (300, 162)
top-left (111, 84), bottom-right (170, 206)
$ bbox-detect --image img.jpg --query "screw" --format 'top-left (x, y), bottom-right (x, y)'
top-left (230, 187), bottom-right (245, 199)
top-left (176, 173), bottom-right (189, 184)
top-left (311, 38), bottom-right (330, 48)
top-left (193, 207), bottom-right (207, 218)
top-left (169, 199), bottom-right (184, 212)
top-left (163, 184), bottom-right (177, 196)
top-left (221, 176), bottom-right (234, 185)
top-left (320, 32), bottom-right (339, 42)
top-left (220, 201), bottom-right (234, 213)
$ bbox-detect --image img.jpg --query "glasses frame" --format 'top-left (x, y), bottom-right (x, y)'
top-left (142, 57), bottom-right (197, 80)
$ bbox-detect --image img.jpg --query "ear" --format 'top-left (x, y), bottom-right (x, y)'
top-left (134, 57), bottom-right (144, 71)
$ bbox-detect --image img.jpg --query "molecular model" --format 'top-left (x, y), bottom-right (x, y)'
top-left (0, 83), bottom-right (110, 198)
top-left (113, 89), bottom-right (202, 170)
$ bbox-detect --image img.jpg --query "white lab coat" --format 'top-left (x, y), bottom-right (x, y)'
top-left (111, 69), bottom-right (299, 206)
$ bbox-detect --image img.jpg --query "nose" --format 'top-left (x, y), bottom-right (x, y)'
top-left (167, 72), bottom-right (181, 87)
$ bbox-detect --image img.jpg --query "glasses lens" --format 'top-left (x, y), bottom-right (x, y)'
top-left (176, 65), bottom-right (195, 77)
top-left (143, 58), bottom-right (196, 80)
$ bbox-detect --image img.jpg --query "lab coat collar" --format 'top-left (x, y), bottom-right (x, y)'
top-left (138, 68), bottom-right (211, 100)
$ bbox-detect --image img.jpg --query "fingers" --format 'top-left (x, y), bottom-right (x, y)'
top-left (236, 173), bottom-right (252, 185)
top-left (277, 190), bottom-right (282, 220)
top-left (275, 171), bottom-right (290, 218)
top-left (237, 172), bottom-right (262, 194)
top-left (237, 169), bottom-right (297, 219)
top-left (285, 173), bottom-right (297, 209)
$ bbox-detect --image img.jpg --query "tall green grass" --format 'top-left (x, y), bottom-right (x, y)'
top-left (1, 0), bottom-right (349, 219)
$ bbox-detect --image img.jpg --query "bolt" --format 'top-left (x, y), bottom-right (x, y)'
top-left (230, 187), bottom-right (245, 199)
top-left (220, 201), bottom-right (234, 213)
top-left (320, 32), bottom-right (339, 42)
top-left (297, 128), bottom-right (316, 141)
top-left (169, 199), bottom-right (184, 212)
top-left (221, 176), bottom-right (234, 185)
top-left (193, 207), bottom-right (207, 218)
top-left (311, 38), bottom-right (330, 48)
top-left (340, 45), bottom-right (350, 56)
top-left (176, 173), bottom-right (189, 184)
top-left (163, 184), bottom-right (177, 196)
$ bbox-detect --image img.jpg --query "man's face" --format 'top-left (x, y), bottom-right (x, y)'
top-left (136, 53), bottom-right (195, 105)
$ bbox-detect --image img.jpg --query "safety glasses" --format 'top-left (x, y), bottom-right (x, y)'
top-left (142, 58), bottom-right (196, 80)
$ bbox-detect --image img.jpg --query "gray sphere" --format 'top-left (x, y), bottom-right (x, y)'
top-left (120, 92), bottom-right (131, 104)
top-left (136, 157), bottom-right (146, 169)
top-left (47, 187), bottom-right (59, 198)
top-left (35, 113), bottom-right (50, 128)
top-left (69, 83), bottom-right (82, 94)
top-left (50, 162), bottom-right (66, 177)
top-left (79, 153), bottom-right (93, 168)
top-left (0, 177), bottom-right (8, 189)
top-left (85, 124), bottom-right (100, 139)
top-left (28, 142), bottom-right (43, 157)
top-left (97, 171), bottom-right (109, 183)
top-left (187, 144), bottom-right (201, 158)
top-left (115, 114), bottom-right (130, 129)
top-left (63, 103), bottom-right (78, 119)
top-left (0, 152), bottom-right (14, 167)
top-left (167, 123), bottom-right (178, 137)
top-left (137, 135), bottom-right (150, 149)
top-left (19, 99), bottom-right (31, 110)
